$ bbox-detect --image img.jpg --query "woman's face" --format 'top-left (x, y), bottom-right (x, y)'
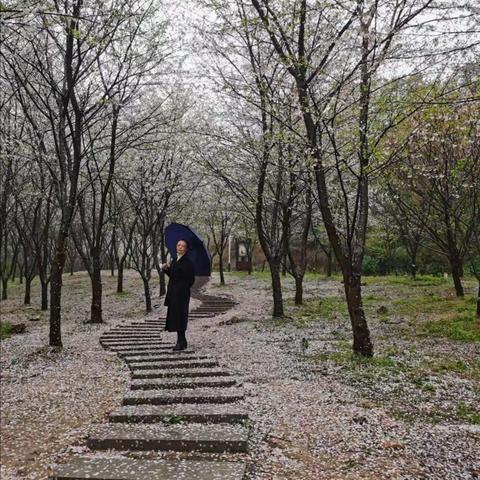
top-left (176, 240), bottom-right (188, 256)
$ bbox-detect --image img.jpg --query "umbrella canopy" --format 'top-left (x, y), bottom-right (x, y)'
top-left (164, 223), bottom-right (211, 276)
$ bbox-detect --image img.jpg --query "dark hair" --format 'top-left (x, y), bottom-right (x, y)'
top-left (177, 239), bottom-right (189, 249)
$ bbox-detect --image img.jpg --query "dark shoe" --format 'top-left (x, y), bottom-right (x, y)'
top-left (173, 341), bottom-right (187, 351)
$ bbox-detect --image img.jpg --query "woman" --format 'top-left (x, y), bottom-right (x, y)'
top-left (160, 239), bottom-right (195, 350)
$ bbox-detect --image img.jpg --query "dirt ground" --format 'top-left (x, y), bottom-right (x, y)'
top-left (1, 270), bottom-right (479, 479)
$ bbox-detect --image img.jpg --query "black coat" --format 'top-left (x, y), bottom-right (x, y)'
top-left (163, 255), bottom-right (195, 332)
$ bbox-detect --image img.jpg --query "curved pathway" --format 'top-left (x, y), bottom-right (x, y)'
top-left (50, 282), bottom-right (249, 479)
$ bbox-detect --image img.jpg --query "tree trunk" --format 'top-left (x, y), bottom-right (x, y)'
top-left (219, 252), bottom-right (225, 285)
top-left (117, 260), bottom-right (124, 293)
top-left (89, 265), bottom-right (103, 323)
top-left (10, 259), bottom-right (17, 282)
top-left (40, 279), bottom-right (48, 310)
top-left (2, 278), bottom-right (7, 300)
top-left (343, 272), bottom-right (373, 356)
top-left (49, 236), bottom-right (66, 348)
top-left (476, 281), bottom-right (480, 317)
top-left (159, 271), bottom-right (166, 297)
top-left (294, 275), bottom-right (303, 305)
top-left (158, 232), bottom-right (166, 297)
top-left (270, 262), bottom-right (284, 317)
top-left (449, 256), bottom-right (464, 297)
top-left (24, 277), bottom-right (32, 305)
top-left (281, 250), bottom-right (287, 276)
top-left (326, 248), bottom-right (333, 277)
top-left (411, 264), bottom-right (417, 280)
top-left (142, 277), bottom-right (152, 313)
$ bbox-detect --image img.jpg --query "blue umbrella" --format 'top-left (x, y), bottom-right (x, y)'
top-left (164, 223), bottom-right (211, 276)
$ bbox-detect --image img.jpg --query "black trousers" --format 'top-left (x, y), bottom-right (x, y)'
top-left (177, 331), bottom-right (186, 343)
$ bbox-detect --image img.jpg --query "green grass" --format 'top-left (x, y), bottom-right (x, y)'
top-left (0, 322), bottom-right (13, 340)
top-left (366, 274), bottom-right (452, 287)
top-left (288, 297), bottom-right (348, 323)
top-left (419, 310), bottom-right (480, 342)
top-left (284, 277), bottom-right (479, 341)
top-left (311, 348), bottom-right (406, 378)
top-left (163, 414), bottom-right (186, 425)
top-left (426, 357), bottom-right (480, 378)
top-left (456, 403), bottom-right (480, 424)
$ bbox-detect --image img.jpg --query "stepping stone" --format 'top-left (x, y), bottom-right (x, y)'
top-left (132, 367), bottom-right (230, 379)
top-left (86, 423), bottom-right (248, 453)
top-left (122, 387), bottom-right (244, 405)
top-left (130, 376), bottom-right (237, 390)
top-left (124, 354), bottom-right (211, 363)
top-left (129, 359), bottom-right (218, 370)
top-left (50, 457), bottom-right (246, 479)
top-left (109, 404), bottom-right (249, 424)
top-left (117, 349), bottom-right (196, 358)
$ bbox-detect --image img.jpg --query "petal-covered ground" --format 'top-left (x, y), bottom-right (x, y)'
top-left (1, 270), bottom-right (479, 479)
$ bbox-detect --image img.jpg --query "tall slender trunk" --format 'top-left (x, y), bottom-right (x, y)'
top-left (117, 260), bottom-right (124, 293)
top-left (219, 251), bottom-right (225, 285)
top-left (10, 259), bottom-right (17, 282)
top-left (411, 264), bottom-right (417, 279)
top-left (449, 255), bottom-right (464, 297)
top-left (281, 250), bottom-right (287, 276)
top-left (294, 276), bottom-right (303, 305)
top-left (142, 277), bottom-right (152, 313)
top-left (326, 248), bottom-right (333, 277)
top-left (476, 281), bottom-right (480, 317)
top-left (89, 251), bottom-right (103, 323)
top-left (50, 235), bottom-right (67, 348)
top-left (344, 271), bottom-right (373, 356)
top-left (1, 278), bottom-right (7, 300)
top-left (270, 261), bottom-right (284, 317)
top-left (24, 277), bottom-right (32, 305)
top-left (40, 279), bottom-right (48, 310)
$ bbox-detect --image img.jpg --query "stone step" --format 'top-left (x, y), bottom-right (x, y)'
top-left (111, 324), bottom-right (165, 329)
top-left (130, 321), bottom-right (166, 325)
top-left (50, 457), bottom-right (246, 479)
top-left (122, 387), bottom-right (244, 406)
top-left (117, 349), bottom-right (197, 358)
top-left (100, 328), bottom-right (165, 338)
top-left (130, 376), bottom-right (237, 390)
top-left (124, 354), bottom-right (211, 363)
top-left (86, 423), bottom-right (248, 453)
top-left (110, 326), bottom-right (164, 331)
top-left (106, 332), bottom-right (164, 337)
top-left (101, 340), bottom-right (170, 347)
top-left (112, 345), bottom-right (176, 354)
top-left (101, 334), bottom-right (164, 339)
top-left (109, 404), bottom-right (249, 424)
top-left (129, 359), bottom-right (219, 371)
top-left (194, 307), bottom-right (231, 311)
top-left (132, 367), bottom-right (230, 379)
